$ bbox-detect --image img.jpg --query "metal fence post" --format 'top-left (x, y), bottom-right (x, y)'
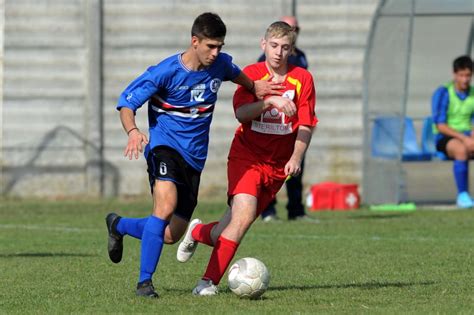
top-left (84, 0), bottom-right (104, 196)
top-left (291, 0), bottom-right (297, 16)
top-left (0, 0), bottom-right (4, 195)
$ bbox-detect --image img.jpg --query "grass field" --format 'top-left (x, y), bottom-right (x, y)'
top-left (1, 198), bottom-right (474, 313)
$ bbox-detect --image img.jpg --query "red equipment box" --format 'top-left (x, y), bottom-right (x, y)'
top-left (307, 182), bottom-right (360, 211)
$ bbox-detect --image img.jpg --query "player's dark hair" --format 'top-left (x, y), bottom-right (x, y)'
top-left (191, 12), bottom-right (226, 39)
top-left (453, 55), bottom-right (473, 72)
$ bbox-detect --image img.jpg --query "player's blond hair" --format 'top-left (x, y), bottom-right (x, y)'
top-left (264, 21), bottom-right (297, 47)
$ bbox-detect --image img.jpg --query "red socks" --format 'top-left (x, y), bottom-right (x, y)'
top-left (192, 222), bottom-right (218, 246)
top-left (192, 223), bottom-right (240, 285)
top-left (203, 236), bottom-right (239, 285)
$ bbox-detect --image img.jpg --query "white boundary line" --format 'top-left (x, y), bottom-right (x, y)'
top-left (250, 233), bottom-right (474, 243)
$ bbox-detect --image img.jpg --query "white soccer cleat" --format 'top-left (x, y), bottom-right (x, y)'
top-left (192, 279), bottom-right (218, 296)
top-left (177, 218), bottom-right (202, 262)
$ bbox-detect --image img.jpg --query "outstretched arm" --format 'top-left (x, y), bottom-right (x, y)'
top-left (119, 107), bottom-right (149, 160)
top-left (232, 72), bottom-right (283, 99)
top-left (285, 125), bottom-right (314, 177)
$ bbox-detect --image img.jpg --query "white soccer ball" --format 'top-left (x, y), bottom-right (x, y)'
top-left (228, 257), bottom-right (270, 299)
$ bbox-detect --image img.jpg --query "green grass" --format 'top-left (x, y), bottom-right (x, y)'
top-left (1, 198), bottom-right (474, 313)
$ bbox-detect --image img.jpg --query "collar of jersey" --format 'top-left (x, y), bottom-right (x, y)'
top-left (179, 53), bottom-right (209, 73)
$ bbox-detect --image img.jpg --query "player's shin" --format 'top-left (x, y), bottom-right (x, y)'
top-left (202, 235), bottom-right (239, 285)
top-left (117, 216), bottom-right (148, 239)
top-left (139, 216), bottom-right (169, 282)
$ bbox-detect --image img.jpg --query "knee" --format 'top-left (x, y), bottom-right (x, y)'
top-left (163, 228), bottom-right (184, 245)
top-left (164, 236), bottom-right (179, 244)
top-left (453, 150), bottom-right (468, 160)
top-left (152, 204), bottom-right (174, 219)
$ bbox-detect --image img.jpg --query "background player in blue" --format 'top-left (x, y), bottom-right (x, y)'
top-left (432, 55), bottom-right (474, 208)
top-left (257, 16), bottom-right (316, 223)
top-left (104, 12), bottom-right (283, 298)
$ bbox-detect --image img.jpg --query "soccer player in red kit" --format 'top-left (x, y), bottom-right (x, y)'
top-left (176, 21), bottom-right (317, 295)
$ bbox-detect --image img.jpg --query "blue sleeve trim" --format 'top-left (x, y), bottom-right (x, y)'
top-left (116, 103), bottom-right (137, 113)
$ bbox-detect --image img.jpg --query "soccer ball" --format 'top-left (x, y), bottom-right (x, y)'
top-left (228, 257), bottom-right (270, 299)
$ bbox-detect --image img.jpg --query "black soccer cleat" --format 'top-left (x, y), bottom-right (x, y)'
top-left (105, 212), bottom-right (123, 263)
top-left (136, 280), bottom-right (159, 298)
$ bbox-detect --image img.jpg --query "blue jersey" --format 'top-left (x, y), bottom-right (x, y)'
top-left (117, 52), bottom-right (241, 171)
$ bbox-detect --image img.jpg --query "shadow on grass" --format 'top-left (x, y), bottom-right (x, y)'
top-left (269, 280), bottom-right (436, 291)
top-left (0, 252), bottom-right (97, 258)
top-left (163, 287), bottom-right (271, 300)
top-left (163, 280), bottom-right (436, 300)
top-left (349, 213), bottom-right (413, 220)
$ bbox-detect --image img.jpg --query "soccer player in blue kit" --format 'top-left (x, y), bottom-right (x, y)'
top-left (104, 12), bottom-right (282, 298)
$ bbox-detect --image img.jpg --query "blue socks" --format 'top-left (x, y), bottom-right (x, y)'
top-left (116, 217), bottom-right (148, 239)
top-left (139, 215), bottom-right (169, 283)
top-left (114, 215), bottom-right (169, 283)
top-left (453, 160), bottom-right (468, 194)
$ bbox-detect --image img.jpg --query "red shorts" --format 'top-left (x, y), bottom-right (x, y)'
top-left (227, 158), bottom-right (287, 215)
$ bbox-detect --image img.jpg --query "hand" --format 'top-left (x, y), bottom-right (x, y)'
top-left (124, 129), bottom-right (149, 160)
top-left (462, 136), bottom-right (474, 153)
top-left (284, 157), bottom-right (302, 177)
top-left (265, 96), bottom-right (297, 117)
top-left (253, 75), bottom-right (284, 99)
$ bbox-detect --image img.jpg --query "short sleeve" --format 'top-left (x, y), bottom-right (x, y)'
top-left (232, 65), bottom-right (258, 111)
top-left (117, 64), bottom-right (166, 113)
top-left (233, 86), bottom-right (257, 112)
top-left (296, 72), bottom-right (318, 127)
top-left (219, 53), bottom-right (241, 81)
top-left (432, 86), bottom-right (449, 124)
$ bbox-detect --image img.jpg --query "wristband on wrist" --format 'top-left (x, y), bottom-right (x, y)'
top-left (250, 80), bottom-right (255, 92)
top-left (127, 127), bottom-right (138, 135)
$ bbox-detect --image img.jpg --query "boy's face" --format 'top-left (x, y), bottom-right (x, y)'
top-left (261, 35), bottom-right (292, 69)
top-left (192, 36), bottom-right (224, 67)
top-left (453, 68), bottom-right (472, 91)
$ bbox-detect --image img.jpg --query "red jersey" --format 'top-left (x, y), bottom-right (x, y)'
top-left (229, 62), bottom-right (318, 166)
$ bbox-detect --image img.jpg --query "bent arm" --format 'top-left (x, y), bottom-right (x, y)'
top-left (232, 72), bottom-right (284, 99)
top-left (232, 72), bottom-right (255, 93)
top-left (432, 86), bottom-right (466, 139)
top-left (437, 124), bottom-right (469, 140)
top-left (235, 99), bottom-right (270, 123)
top-left (235, 96), bottom-right (297, 123)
